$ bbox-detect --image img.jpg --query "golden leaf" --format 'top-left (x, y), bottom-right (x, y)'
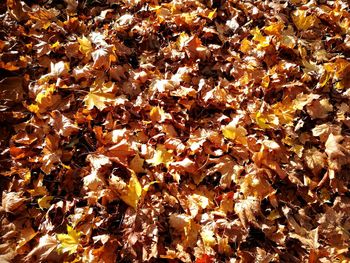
top-left (38, 195), bottom-right (53, 210)
top-left (206, 8), bottom-right (217, 20)
top-left (119, 171), bottom-right (142, 209)
top-left (84, 92), bottom-right (116, 111)
top-left (200, 229), bottom-right (216, 247)
top-left (222, 122), bottom-right (247, 145)
top-left (150, 106), bottom-right (169, 123)
top-left (78, 36), bottom-right (93, 58)
top-left (255, 111), bottom-right (275, 129)
top-left (57, 225), bottom-right (81, 255)
top-left (264, 22), bottom-right (284, 35)
top-left (251, 27), bottom-right (270, 49)
top-left (292, 10), bottom-right (318, 30)
top-left (146, 144), bottom-right (173, 167)
top-left (240, 38), bottom-right (251, 53)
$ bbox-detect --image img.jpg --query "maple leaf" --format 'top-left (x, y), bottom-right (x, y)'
top-left (251, 27), bottom-right (270, 49)
top-left (170, 157), bottom-right (197, 174)
top-left (234, 196), bottom-right (261, 229)
top-left (25, 234), bottom-right (58, 262)
top-left (16, 221), bottom-right (37, 250)
top-left (169, 214), bottom-right (200, 247)
top-left (57, 225), bottom-right (82, 255)
top-left (292, 10), bottom-right (318, 31)
top-left (38, 195), bottom-right (53, 210)
top-left (222, 121), bottom-right (248, 145)
top-left (264, 21), bottom-right (285, 35)
top-left (119, 171), bottom-right (142, 209)
top-left (48, 61), bottom-right (69, 77)
top-left (49, 110), bottom-right (79, 137)
top-left (304, 148), bottom-right (326, 175)
top-left (65, 0), bottom-right (78, 15)
top-left (200, 228), bottom-right (216, 247)
top-left (129, 153), bottom-right (145, 174)
top-left (206, 156), bottom-right (242, 187)
top-left (84, 92), bottom-right (116, 111)
top-left (92, 48), bottom-right (111, 69)
top-left (149, 106), bottom-right (172, 123)
top-left (325, 133), bottom-right (349, 171)
top-left (1, 191), bottom-right (26, 213)
top-left (83, 154), bottom-right (111, 191)
top-left (78, 36), bottom-right (93, 58)
top-left (146, 144), bottom-right (173, 167)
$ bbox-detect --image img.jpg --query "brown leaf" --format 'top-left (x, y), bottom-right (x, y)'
top-left (1, 191), bottom-right (26, 213)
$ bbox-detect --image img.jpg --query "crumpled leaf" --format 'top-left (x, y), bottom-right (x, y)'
top-left (1, 191), bottom-right (26, 213)
top-left (92, 48), bottom-right (111, 69)
top-left (49, 110), bottom-right (79, 137)
top-left (83, 154), bottom-right (111, 191)
top-left (25, 234), bottom-right (58, 262)
top-left (325, 133), bottom-right (348, 171)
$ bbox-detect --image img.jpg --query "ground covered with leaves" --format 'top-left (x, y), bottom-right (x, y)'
top-left (1, 0), bottom-right (350, 262)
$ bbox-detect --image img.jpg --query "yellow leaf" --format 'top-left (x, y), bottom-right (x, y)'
top-left (57, 225), bottom-right (81, 255)
top-left (201, 229), bottom-right (216, 247)
top-left (251, 27), bottom-right (270, 49)
top-left (292, 10), bottom-right (318, 30)
top-left (146, 144), bottom-right (173, 167)
top-left (84, 92), bottom-right (115, 111)
top-left (222, 122), bottom-right (248, 145)
top-left (261, 75), bottom-right (270, 88)
top-left (143, 181), bottom-right (159, 193)
top-left (27, 104), bottom-right (40, 113)
top-left (119, 171), bottom-right (142, 209)
top-left (38, 195), bottom-right (53, 210)
top-left (240, 38), bottom-right (251, 53)
top-left (35, 85), bottom-right (56, 104)
top-left (255, 111), bottom-right (274, 129)
top-left (150, 106), bottom-right (165, 122)
top-left (264, 22), bottom-right (284, 35)
top-left (207, 8), bottom-right (217, 20)
top-left (50, 41), bottom-right (60, 50)
top-left (78, 36), bottom-right (93, 58)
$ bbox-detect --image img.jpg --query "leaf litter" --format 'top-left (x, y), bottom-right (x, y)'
top-left (1, 0), bottom-right (350, 262)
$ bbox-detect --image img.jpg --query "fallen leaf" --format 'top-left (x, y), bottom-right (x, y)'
top-left (119, 171), bottom-right (142, 209)
top-left (57, 225), bottom-right (82, 255)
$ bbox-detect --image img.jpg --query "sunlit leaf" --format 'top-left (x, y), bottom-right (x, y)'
top-left (57, 225), bottom-right (81, 255)
top-left (146, 144), bottom-right (173, 167)
top-left (292, 10), bottom-right (318, 30)
top-left (119, 171), bottom-right (142, 209)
